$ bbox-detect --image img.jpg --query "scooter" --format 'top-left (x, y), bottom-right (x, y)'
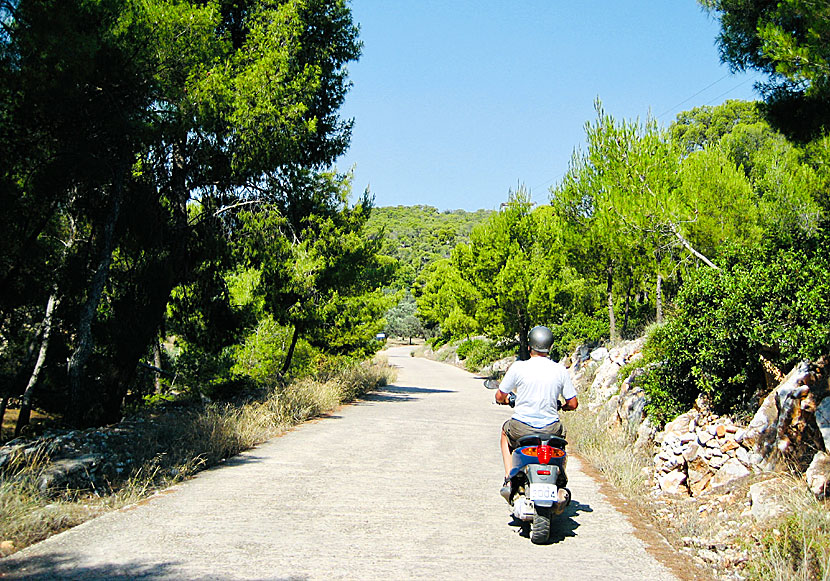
top-left (486, 379), bottom-right (571, 544)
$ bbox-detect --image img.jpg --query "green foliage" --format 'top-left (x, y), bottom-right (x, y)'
top-left (0, 0), bottom-right (379, 426)
top-left (413, 188), bottom-right (607, 359)
top-left (700, 0), bottom-right (830, 141)
top-left (550, 312), bottom-right (610, 360)
top-left (456, 338), bottom-right (512, 372)
top-left (384, 293), bottom-right (425, 340)
top-left (639, 232), bottom-right (830, 422)
top-left (671, 100), bottom-right (763, 153)
top-left (231, 316), bottom-right (315, 383)
top-left (365, 205), bottom-right (492, 290)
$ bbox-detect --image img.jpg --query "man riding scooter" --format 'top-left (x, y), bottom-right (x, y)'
top-left (495, 325), bottom-right (578, 503)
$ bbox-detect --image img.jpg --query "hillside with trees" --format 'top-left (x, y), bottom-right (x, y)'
top-left (364, 205), bottom-right (492, 341)
top-left (365, 205), bottom-right (493, 290)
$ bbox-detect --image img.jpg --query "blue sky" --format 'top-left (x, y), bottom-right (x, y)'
top-left (336, 1), bottom-right (765, 211)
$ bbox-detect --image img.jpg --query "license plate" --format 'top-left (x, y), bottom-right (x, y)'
top-left (528, 483), bottom-right (557, 502)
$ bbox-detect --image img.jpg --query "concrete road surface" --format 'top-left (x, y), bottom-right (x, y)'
top-left (0, 347), bottom-right (687, 580)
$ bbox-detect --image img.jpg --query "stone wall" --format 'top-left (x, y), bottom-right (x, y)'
top-left (569, 343), bottom-right (830, 500)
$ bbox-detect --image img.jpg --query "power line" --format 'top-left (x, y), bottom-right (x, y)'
top-left (703, 76), bottom-right (756, 106)
top-left (656, 73), bottom-right (732, 120)
top-left (520, 73), bottom-right (760, 205)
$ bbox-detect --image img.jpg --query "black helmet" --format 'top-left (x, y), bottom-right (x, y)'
top-left (528, 325), bottom-right (554, 353)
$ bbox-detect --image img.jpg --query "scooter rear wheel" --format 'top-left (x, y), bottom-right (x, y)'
top-left (530, 506), bottom-right (551, 544)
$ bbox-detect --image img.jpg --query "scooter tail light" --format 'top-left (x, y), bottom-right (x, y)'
top-left (537, 469), bottom-right (551, 475)
top-left (537, 445), bottom-right (553, 464)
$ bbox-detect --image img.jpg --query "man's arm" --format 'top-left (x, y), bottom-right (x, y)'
top-left (495, 389), bottom-right (511, 405)
top-left (560, 396), bottom-right (578, 411)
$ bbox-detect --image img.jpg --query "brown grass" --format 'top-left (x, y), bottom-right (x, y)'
top-left (1, 408), bottom-right (55, 443)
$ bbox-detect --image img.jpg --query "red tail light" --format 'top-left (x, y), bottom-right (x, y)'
top-left (537, 445), bottom-right (553, 464)
top-left (537, 469), bottom-right (551, 475)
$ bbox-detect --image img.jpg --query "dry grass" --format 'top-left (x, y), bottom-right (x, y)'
top-left (744, 480), bottom-right (830, 581)
top-left (564, 406), bottom-right (650, 498)
top-left (0, 358), bottom-right (396, 555)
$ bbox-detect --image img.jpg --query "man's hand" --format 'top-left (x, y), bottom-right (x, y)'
top-left (560, 396), bottom-right (578, 411)
top-left (495, 390), bottom-right (510, 405)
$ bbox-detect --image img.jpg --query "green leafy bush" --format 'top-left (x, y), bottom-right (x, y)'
top-left (456, 338), bottom-right (505, 372)
top-left (456, 338), bottom-right (486, 360)
top-left (640, 232), bottom-right (830, 423)
top-left (550, 311), bottom-right (609, 360)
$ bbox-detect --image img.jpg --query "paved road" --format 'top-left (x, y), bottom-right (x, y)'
top-left (0, 347), bottom-right (681, 580)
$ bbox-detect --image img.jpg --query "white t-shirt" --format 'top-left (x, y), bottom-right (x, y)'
top-left (498, 356), bottom-right (577, 428)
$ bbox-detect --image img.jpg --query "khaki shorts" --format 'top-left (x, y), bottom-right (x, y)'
top-left (502, 418), bottom-right (566, 451)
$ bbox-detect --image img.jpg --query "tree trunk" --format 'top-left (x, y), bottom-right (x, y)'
top-left (607, 260), bottom-right (617, 342)
top-left (16, 291), bottom-right (59, 437)
top-left (67, 170), bottom-right (125, 427)
top-left (282, 325), bottom-right (301, 375)
top-left (0, 395), bottom-right (8, 439)
top-left (622, 274), bottom-right (633, 338)
top-left (656, 273), bottom-right (663, 325)
top-left (153, 339), bottom-right (163, 394)
top-left (517, 314), bottom-right (530, 361)
top-left (95, 140), bottom-right (192, 425)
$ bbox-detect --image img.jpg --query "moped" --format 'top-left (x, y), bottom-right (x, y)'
top-left (486, 379), bottom-right (571, 544)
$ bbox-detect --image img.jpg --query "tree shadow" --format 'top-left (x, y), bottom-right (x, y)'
top-left (511, 500), bottom-right (593, 545)
top-left (357, 385), bottom-right (455, 404)
top-left (0, 552), bottom-right (311, 580)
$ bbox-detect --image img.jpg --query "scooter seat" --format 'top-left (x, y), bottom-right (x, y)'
top-left (517, 434), bottom-right (568, 449)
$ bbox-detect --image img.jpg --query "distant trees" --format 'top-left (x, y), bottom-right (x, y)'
top-left (383, 294), bottom-right (424, 344)
top-left (367, 205), bottom-right (492, 342)
top-left (414, 188), bottom-right (603, 357)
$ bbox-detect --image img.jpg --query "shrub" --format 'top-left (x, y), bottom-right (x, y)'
top-left (640, 232), bottom-right (830, 422)
top-left (456, 338), bottom-right (503, 372)
top-left (551, 311), bottom-right (609, 360)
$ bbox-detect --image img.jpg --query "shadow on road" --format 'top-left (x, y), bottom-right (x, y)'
top-left (0, 552), bottom-right (313, 580)
top-left (0, 552), bottom-right (181, 580)
top-left (511, 500), bottom-right (593, 545)
top-left (358, 385), bottom-right (455, 404)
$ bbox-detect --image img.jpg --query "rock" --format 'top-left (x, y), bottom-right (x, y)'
top-left (665, 413), bottom-right (694, 436)
top-left (698, 549), bottom-right (721, 564)
top-left (698, 430), bottom-right (714, 446)
top-left (710, 458), bottom-right (751, 489)
top-left (806, 451), bottom-right (830, 498)
top-left (658, 470), bottom-right (688, 495)
top-left (743, 360), bottom-right (829, 471)
top-left (690, 472), bottom-right (713, 496)
top-left (721, 440), bottom-right (740, 453)
top-left (634, 418), bottom-right (657, 451)
top-left (682, 442), bottom-right (701, 462)
top-left (716, 425), bottom-right (727, 438)
top-left (735, 446), bottom-right (750, 465)
top-left (590, 347), bottom-right (609, 361)
top-left (680, 432), bottom-right (696, 444)
top-left (37, 454), bottom-right (105, 493)
top-left (589, 359), bottom-right (623, 406)
top-left (816, 397), bottom-right (830, 452)
top-left (0, 540), bottom-right (15, 556)
top-left (617, 382), bottom-right (646, 430)
top-left (749, 479), bottom-right (789, 522)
